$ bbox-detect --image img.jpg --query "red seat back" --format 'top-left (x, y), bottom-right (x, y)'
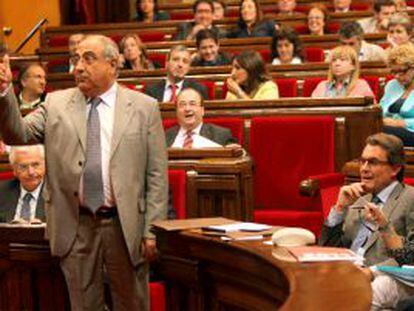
top-left (275, 78), bottom-right (298, 97)
top-left (48, 36), bottom-right (69, 48)
top-left (168, 169), bottom-right (187, 219)
top-left (302, 77), bottom-right (324, 97)
top-left (303, 47), bottom-right (325, 62)
top-left (148, 53), bottom-right (167, 68)
top-left (199, 80), bottom-right (215, 100)
top-left (150, 281), bottom-right (166, 311)
top-left (250, 116), bottom-right (335, 211)
top-left (0, 171), bottom-right (14, 181)
top-left (362, 76), bottom-right (380, 101)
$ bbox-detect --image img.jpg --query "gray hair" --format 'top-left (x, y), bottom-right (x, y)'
top-left (167, 45), bottom-right (190, 61)
top-left (9, 145), bottom-right (45, 165)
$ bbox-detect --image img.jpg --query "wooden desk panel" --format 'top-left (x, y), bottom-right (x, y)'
top-left (154, 226), bottom-right (372, 311)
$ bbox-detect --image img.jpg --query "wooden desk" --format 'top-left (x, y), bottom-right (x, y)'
top-left (168, 152), bottom-right (253, 221)
top-left (0, 225), bottom-right (70, 310)
top-left (154, 224), bottom-right (372, 311)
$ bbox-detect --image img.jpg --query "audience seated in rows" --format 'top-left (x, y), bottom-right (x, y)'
top-left (166, 87), bottom-right (238, 148)
top-left (320, 133), bottom-right (414, 267)
top-left (227, 0), bottom-right (276, 39)
top-left (394, 0), bottom-right (414, 12)
top-left (307, 3), bottom-right (329, 36)
top-left (145, 45), bottom-right (208, 102)
top-left (119, 33), bottom-right (158, 70)
top-left (17, 63), bottom-right (46, 110)
top-left (311, 46), bottom-right (375, 99)
top-left (191, 29), bottom-right (232, 67)
top-left (387, 13), bottom-right (413, 48)
top-left (339, 22), bottom-right (386, 62)
top-left (271, 27), bottom-right (303, 65)
top-left (333, 0), bottom-right (352, 13)
top-left (174, 0), bottom-right (225, 41)
top-left (225, 50), bottom-right (279, 100)
top-left (0, 145), bottom-right (45, 224)
top-left (135, 0), bottom-right (170, 22)
top-left (212, 0), bottom-right (226, 20)
top-left (381, 44), bottom-right (414, 147)
top-left (358, 0), bottom-right (396, 33)
top-left (362, 192), bottom-right (414, 310)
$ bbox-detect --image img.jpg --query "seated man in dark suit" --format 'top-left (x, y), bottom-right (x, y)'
top-left (0, 145), bottom-right (45, 223)
top-left (166, 87), bottom-right (238, 147)
top-left (145, 45), bottom-right (208, 102)
top-left (191, 29), bottom-right (232, 67)
top-left (174, 0), bottom-right (225, 41)
top-left (320, 133), bottom-right (414, 266)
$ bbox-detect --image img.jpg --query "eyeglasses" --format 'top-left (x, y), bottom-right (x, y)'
top-left (357, 157), bottom-right (390, 167)
top-left (177, 102), bottom-right (202, 108)
top-left (70, 51), bottom-right (100, 66)
top-left (390, 66), bottom-right (412, 76)
top-left (15, 162), bottom-right (43, 172)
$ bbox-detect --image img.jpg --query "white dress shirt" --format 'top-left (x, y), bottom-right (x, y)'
top-left (80, 82), bottom-right (117, 207)
top-left (14, 182), bottom-right (43, 221)
top-left (162, 79), bottom-right (184, 102)
top-left (172, 123), bottom-right (221, 148)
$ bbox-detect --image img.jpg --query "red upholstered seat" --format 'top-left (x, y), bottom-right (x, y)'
top-left (250, 116), bottom-right (335, 235)
top-left (162, 117), bottom-right (244, 145)
top-left (362, 76), bottom-right (380, 101)
top-left (259, 49), bottom-right (271, 62)
top-left (302, 77), bottom-right (324, 97)
top-left (274, 78), bottom-right (297, 97)
top-left (139, 32), bottom-right (166, 42)
top-left (46, 58), bottom-right (69, 73)
top-left (48, 36), bottom-right (69, 48)
top-left (150, 282), bottom-right (166, 311)
top-left (303, 47), bottom-right (325, 62)
top-left (148, 53), bottom-right (167, 68)
top-left (168, 169), bottom-right (187, 219)
top-left (169, 11), bottom-right (193, 20)
top-left (199, 80), bottom-right (215, 100)
top-left (0, 171), bottom-right (13, 181)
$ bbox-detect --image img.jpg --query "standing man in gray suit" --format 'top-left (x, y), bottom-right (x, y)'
top-left (320, 133), bottom-right (414, 266)
top-left (0, 35), bottom-right (168, 310)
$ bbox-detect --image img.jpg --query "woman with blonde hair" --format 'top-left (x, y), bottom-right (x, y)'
top-left (119, 34), bottom-right (156, 70)
top-left (381, 43), bottom-right (414, 146)
top-left (312, 45), bottom-right (374, 98)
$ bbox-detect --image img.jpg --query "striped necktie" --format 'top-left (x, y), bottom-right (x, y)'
top-left (183, 130), bottom-right (194, 148)
top-left (83, 97), bottom-right (104, 213)
top-left (21, 192), bottom-right (33, 221)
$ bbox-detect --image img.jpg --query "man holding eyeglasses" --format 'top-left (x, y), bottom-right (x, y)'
top-left (0, 35), bottom-right (168, 310)
top-left (166, 87), bottom-right (238, 148)
top-left (320, 133), bottom-right (414, 266)
top-left (0, 145), bottom-right (45, 223)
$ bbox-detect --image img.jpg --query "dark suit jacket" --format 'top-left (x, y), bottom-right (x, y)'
top-left (145, 79), bottom-right (209, 102)
top-left (174, 22), bottom-right (226, 40)
top-left (319, 182), bottom-right (414, 266)
top-left (165, 123), bottom-right (238, 147)
top-left (0, 179), bottom-right (45, 223)
top-left (227, 19), bottom-right (276, 38)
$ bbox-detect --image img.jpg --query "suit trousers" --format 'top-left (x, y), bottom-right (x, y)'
top-left (60, 213), bottom-right (149, 311)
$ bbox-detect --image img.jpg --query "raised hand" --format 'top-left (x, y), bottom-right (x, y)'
top-left (0, 54), bottom-right (12, 94)
top-left (335, 182), bottom-right (367, 212)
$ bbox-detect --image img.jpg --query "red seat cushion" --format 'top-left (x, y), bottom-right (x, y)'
top-left (0, 171), bottom-right (14, 181)
top-left (150, 282), bottom-right (166, 311)
top-left (274, 78), bottom-right (297, 98)
top-left (303, 47), bottom-right (325, 62)
top-left (302, 77), bottom-right (324, 97)
top-left (168, 169), bottom-right (187, 219)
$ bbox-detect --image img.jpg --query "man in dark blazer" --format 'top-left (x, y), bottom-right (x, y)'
top-left (320, 133), bottom-right (414, 267)
top-left (0, 145), bottom-right (45, 223)
top-left (145, 45), bottom-right (208, 102)
top-left (165, 87), bottom-right (238, 147)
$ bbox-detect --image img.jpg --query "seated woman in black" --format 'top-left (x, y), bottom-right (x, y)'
top-left (227, 0), bottom-right (276, 38)
top-left (135, 0), bottom-right (170, 22)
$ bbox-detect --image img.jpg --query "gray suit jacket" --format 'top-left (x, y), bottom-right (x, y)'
top-left (165, 123), bottom-right (238, 147)
top-left (319, 182), bottom-right (414, 266)
top-left (0, 179), bottom-right (45, 222)
top-left (0, 85), bottom-right (168, 265)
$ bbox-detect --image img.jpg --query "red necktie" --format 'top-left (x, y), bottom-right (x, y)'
top-left (183, 130), bottom-right (193, 148)
top-left (169, 84), bottom-right (177, 103)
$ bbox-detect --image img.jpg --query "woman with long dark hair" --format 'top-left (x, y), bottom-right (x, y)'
top-left (135, 0), bottom-right (169, 22)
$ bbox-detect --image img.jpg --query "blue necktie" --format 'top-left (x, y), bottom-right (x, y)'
top-left (350, 195), bottom-right (382, 252)
top-left (83, 97), bottom-right (104, 213)
top-left (21, 192), bottom-right (33, 221)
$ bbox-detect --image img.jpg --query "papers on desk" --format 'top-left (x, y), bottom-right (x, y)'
top-left (287, 246), bottom-right (361, 263)
top-left (202, 222), bottom-right (272, 233)
top-left (192, 135), bottom-right (222, 148)
top-left (377, 266), bottom-right (414, 287)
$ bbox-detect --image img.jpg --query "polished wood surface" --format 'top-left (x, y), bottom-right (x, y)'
top-left (0, 225), bottom-right (70, 311)
top-left (154, 223), bottom-right (372, 311)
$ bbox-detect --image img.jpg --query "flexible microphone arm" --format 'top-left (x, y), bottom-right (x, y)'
top-left (14, 18), bottom-right (48, 54)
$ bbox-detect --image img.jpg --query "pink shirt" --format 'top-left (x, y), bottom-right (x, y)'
top-left (311, 79), bottom-right (376, 102)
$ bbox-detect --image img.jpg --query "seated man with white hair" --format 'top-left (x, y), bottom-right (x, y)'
top-left (0, 145), bottom-right (46, 223)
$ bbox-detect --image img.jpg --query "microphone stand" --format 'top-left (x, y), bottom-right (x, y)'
top-left (13, 18), bottom-right (48, 54)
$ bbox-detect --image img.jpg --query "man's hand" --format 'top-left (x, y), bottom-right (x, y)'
top-left (383, 117), bottom-right (406, 128)
top-left (141, 238), bottom-right (158, 262)
top-left (364, 202), bottom-right (388, 228)
top-left (0, 54), bottom-right (12, 93)
top-left (335, 182), bottom-right (367, 212)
